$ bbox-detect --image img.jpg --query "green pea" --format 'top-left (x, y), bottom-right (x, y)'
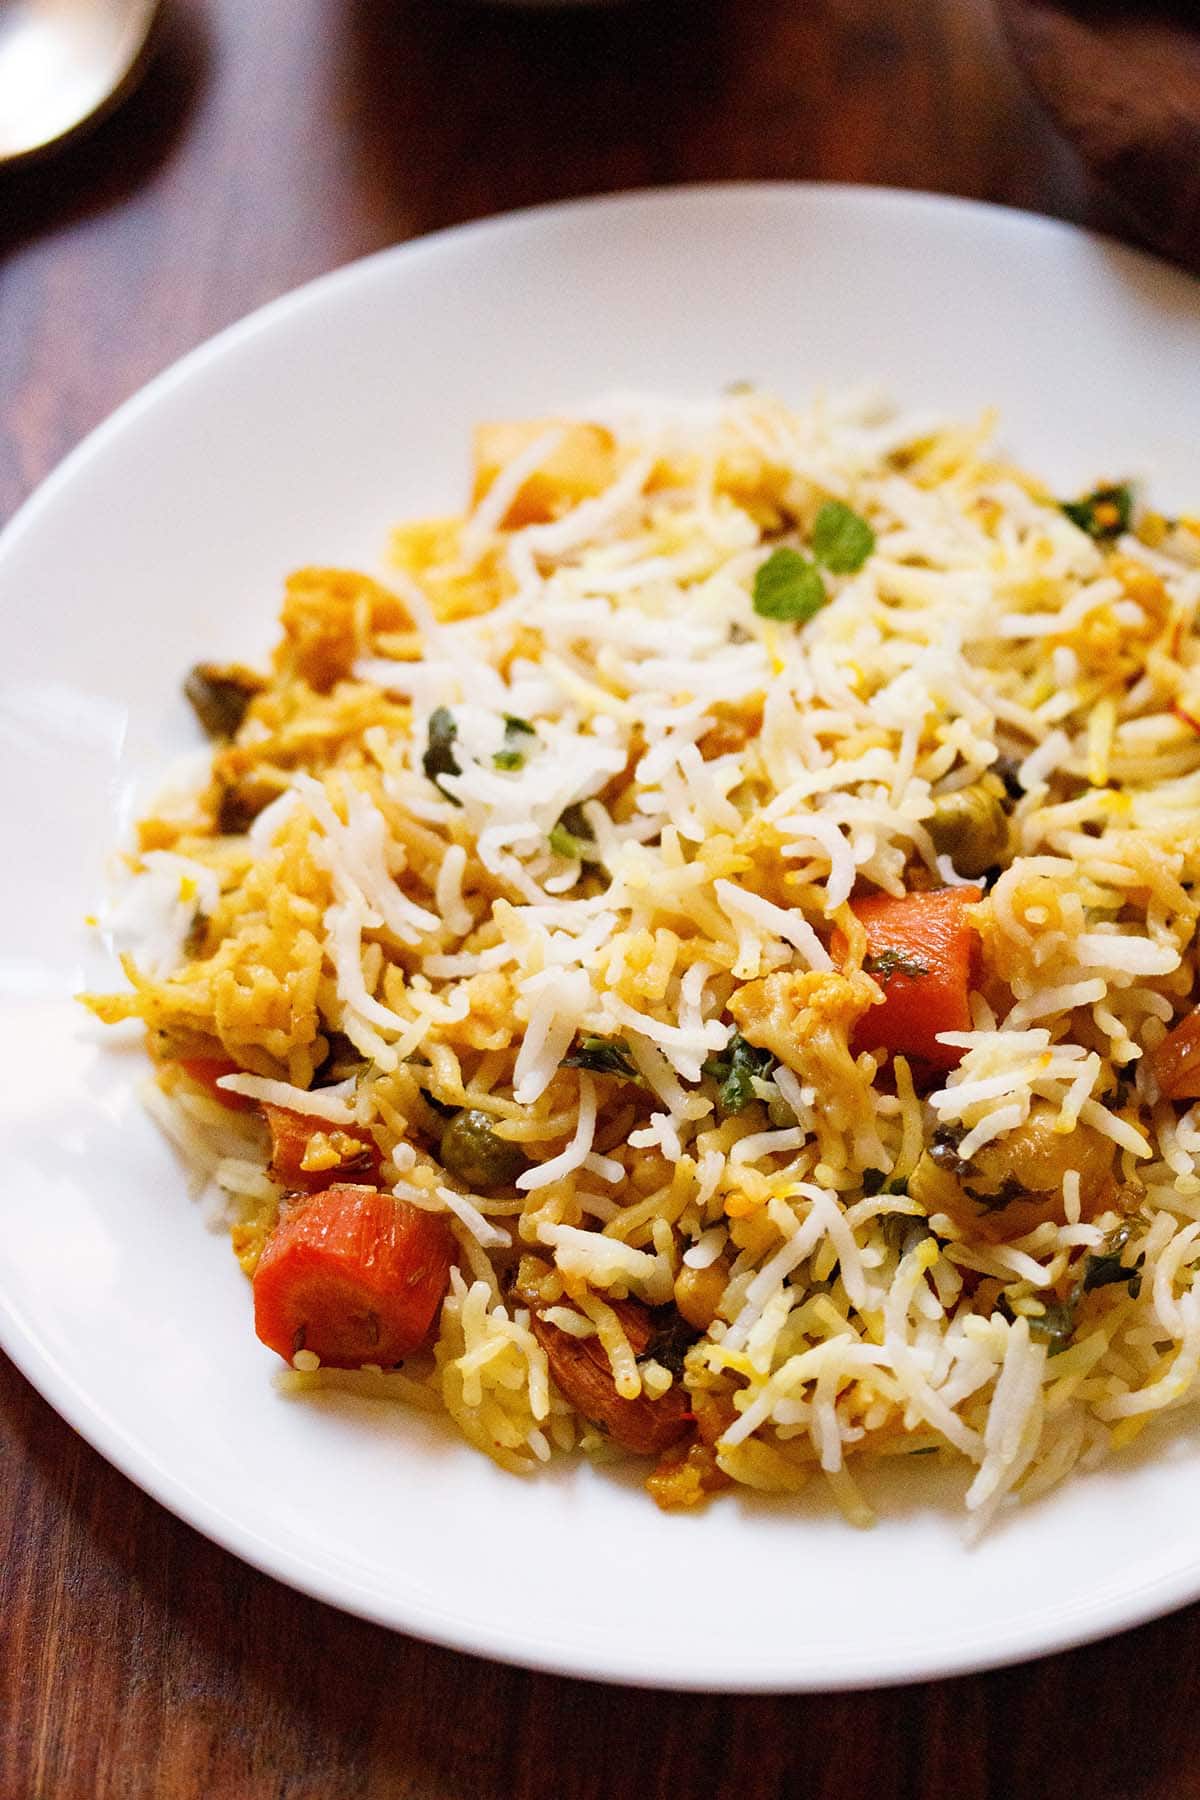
top-left (927, 776), bottom-right (1010, 878)
top-left (440, 1109), bottom-right (526, 1190)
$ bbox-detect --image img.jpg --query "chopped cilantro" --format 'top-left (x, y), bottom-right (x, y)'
top-left (549, 801), bottom-right (602, 862)
top-left (863, 1168), bottom-right (910, 1198)
top-left (561, 1034), bottom-right (643, 1082)
top-left (702, 1031), bottom-right (776, 1115)
top-left (642, 1311), bottom-right (697, 1378)
top-left (928, 1129), bottom-right (973, 1178)
top-left (752, 547), bottom-right (828, 624)
top-left (811, 500), bottom-right (876, 574)
top-left (494, 716), bottom-right (535, 770)
top-left (1029, 1297), bottom-right (1077, 1353)
top-left (964, 1175), bottom-right (1027, 1214)
top-left (422, 707), bottom-right (461, 804)
top-left (998, 1290), bottom-right (1076, 1354)
top-left (1060, 484), bottom-right (1134, 541)
top-left (993, 1222), bottom-right (1145, 1358)
top-left (863, 948), bottom-right (930, 982)
top-left (879, 1213), bottom-right (934, 1260)
top-left (1081, 1251), bottom-right (1143, 1298)
top-left (750, 506), bottom-right (874, 622)
top-left (549, 823), bottom-right (584, 859)
top-left (1081, 1223), bottom-right (1144, 1298)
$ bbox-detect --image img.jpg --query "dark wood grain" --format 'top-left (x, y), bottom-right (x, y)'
top-left (0, 2), bottom-right (1190, 1795)
top-left (997, 0), bottom-right (1200, 268)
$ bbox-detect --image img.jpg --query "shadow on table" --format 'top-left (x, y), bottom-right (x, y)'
top-left (337, 0), bottom-right (734, 233)
top-left (0, 0), bottom-right (210, 262)
top-left (7, 1353), bottom-right (1200, 1800)
top-left (334, 0), bottom-right (1111, 244)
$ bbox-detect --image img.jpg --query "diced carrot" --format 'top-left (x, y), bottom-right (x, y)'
top-left (1153, 1009), bottom-right (1200, 1100)
top-left (176, 1056), bottom-right (258, 1113)
top-left (834, 886), bottom-right (982, 1071)
top-left (263, 1102), bottom-right (382, 1192)
top-left (252, 1186), bottom-right (455, 1368)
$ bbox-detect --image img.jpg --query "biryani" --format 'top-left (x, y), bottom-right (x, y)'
top-left (84, 388), bottom-right (1200, 1531)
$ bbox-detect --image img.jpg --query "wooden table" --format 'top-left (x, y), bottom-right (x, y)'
top-left (2, 3), bottom-right (1193, 1793)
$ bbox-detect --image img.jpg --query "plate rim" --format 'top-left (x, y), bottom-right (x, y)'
top-left (4, 175), bottom-right (1194, 552)
top-left (4, 180), bottom-right (1200, 1691)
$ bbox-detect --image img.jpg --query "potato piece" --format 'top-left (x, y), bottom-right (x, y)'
top-left (971, 1103), bottom-right (1115, 1204)
top-left (673, 1259), bottom-right (730, 1332)
top-left (913, 1101), bottom-right (1116, 1244)
top-left (471, 420), bottom-right (617, 528)
top-left (275, 568), bottom-right (410, 692)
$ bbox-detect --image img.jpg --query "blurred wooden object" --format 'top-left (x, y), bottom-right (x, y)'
top-left (998, 0), bottom-right (1200, 267)
top-left (0, 3), bottom-right (1194, 1797)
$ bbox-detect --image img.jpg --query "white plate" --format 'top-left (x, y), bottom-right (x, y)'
top-left (3, 185), bottom-right (1200, 1692)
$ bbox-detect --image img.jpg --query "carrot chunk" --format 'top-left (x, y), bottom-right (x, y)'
top-left (1153, 1009), bottom-right (1200, 1100)
top-left (835, 886), bottom-right (982, 1071)
top-left (176, 1056), bottom-right (258, 1112)
top-left (252, 1186), bottom-right (454, 1368)
top-left (262, 1102), bottom-right (382, 1192)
